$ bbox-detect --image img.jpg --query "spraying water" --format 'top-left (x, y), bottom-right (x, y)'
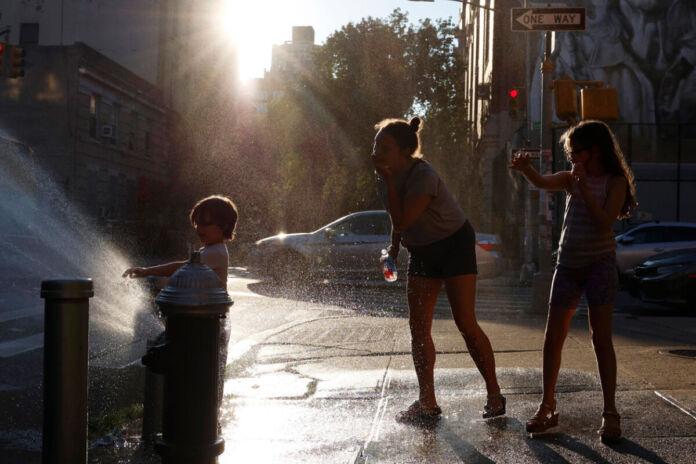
top-left (0, 135), bottom-right (162, 361)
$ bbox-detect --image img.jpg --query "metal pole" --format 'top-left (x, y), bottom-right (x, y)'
top-left (41, 279), bottom-right (94, 464)
top-left (530, 31), bottom-right (555, 312)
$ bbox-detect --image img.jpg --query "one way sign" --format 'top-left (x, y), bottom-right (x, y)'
top-left (511, 7), bottom-right (586, 31)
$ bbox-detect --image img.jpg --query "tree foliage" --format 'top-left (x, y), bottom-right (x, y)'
top-left (173, 9), bottom-right (470, 253)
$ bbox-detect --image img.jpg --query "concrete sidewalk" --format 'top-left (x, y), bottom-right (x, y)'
top-left (220, 287), bottom-right (696, 463)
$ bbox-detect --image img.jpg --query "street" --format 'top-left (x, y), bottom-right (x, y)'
top-left (217, 270), bottom-right (696, 463)
top-left (1, 269), bottom-right (695, 463)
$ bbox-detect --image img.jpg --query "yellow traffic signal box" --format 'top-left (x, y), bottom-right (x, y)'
top-left (553, 78), bottom-right (578, 121)
top-left (580, 87), bottom-right (618, 121)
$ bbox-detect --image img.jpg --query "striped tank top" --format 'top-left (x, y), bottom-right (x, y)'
top-left (557, 176), bottom-right (617, 267)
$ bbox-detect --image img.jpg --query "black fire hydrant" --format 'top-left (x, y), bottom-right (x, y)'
top-left (142, 251), bottom-right (233, 464)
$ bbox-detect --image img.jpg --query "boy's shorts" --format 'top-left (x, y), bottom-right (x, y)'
top-left (549, 252), bottom-right (618, 309)
top-left (406, 221), bottom-right (477, 279)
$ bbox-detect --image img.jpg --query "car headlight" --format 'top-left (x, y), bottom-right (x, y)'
top-left (656, 264), bottom-right (687, 275)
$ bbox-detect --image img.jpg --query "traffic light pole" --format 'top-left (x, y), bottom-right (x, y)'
top-left (531, 31), bottom-right (555, 312)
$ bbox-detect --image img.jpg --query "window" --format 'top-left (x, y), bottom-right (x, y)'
top-left (629, 227), bottom-right (665, 244)
top-left (128, 111), bottom-right (138, 151)
top-left (333, 214), bottom-right (390, 236)
top-left (144, 118), bottom-right (153, 156)
top-left (110, 104), bottom-right (120, 145)
top-left (89, 95), bottom-right (100, 139)
top-left (668, 227), bottom-right (696, 242)
top-left (20, 23), bottom-right (39, 45)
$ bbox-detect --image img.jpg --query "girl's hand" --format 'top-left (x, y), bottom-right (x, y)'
top-left (122, 267), bottom-right (148, 278)
top-left (571, 162), bottom-right (587, 187)
top-left (508, 151), bottom-right (532, 171)
top-left (371, 154), bottom-right (392, 179)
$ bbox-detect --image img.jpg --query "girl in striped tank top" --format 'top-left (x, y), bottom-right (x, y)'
top-left (509, 120), bottom-right (637, 444)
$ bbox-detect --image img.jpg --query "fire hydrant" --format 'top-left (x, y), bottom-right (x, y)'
top-left (142, 251), bottom-right (233, 464)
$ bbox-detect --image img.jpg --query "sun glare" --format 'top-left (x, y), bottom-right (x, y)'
top-left (218, 1), bottom-right (294, 82)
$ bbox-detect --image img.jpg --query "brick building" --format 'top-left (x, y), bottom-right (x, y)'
top-left (0, 43), bottom-right (170, 235)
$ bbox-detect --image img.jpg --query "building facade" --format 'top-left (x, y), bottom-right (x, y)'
top-left (0, 43), bottom-right (170, 231)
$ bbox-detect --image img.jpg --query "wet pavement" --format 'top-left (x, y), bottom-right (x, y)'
top-left (217, 272), bottom-right (696, 463)
top-left (2, 269), bottom-right (695, 462)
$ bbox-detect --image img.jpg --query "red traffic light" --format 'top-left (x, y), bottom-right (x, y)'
top-left (508, 89), bottom-right (518, 98)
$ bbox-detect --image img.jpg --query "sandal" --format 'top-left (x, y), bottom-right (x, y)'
top-left (482, 393), bottom-right (506, 418)
top-left (395, 400), bottom-right (442, 426)
top-left (598, 411), bottom-right (621, 444)
top-left (526, 400), bottom-right (559, 433)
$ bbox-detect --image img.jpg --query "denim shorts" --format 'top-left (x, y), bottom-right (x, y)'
top-left (549, 252), bottom-right (618, 308)
top-left (406, 221), bottom-right (477, 279)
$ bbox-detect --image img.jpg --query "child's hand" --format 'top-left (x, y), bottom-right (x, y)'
top-left (508, 151), bottom-right (532, 171)
top-left (571, 162), bottom-right (587, 187)
top-left (122, 267), bottom-right (148, 278)
top-left (371, 154), bottom-right (392, 179)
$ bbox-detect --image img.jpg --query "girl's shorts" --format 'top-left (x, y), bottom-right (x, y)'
top-left (406, 221), bottom-right (477, 279)
top-left (549, 252), bottom-right (618, 309)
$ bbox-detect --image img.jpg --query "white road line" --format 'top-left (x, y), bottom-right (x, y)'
top-left (0, 333), bottom-right (43, 358)
top-left (654, 390), bottom-right (696, 422)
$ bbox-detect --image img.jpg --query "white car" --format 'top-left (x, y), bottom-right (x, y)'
top-left (616, 222), bottom-right (696, 278)
top-left (249, 210), bottom-right (504, 281)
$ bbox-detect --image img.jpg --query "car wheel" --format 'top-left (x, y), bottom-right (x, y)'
top-left (270, 251), bottom-right (309, 282)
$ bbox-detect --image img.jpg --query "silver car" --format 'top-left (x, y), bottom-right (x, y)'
top-left (249, 210), bottom-right (504, 281)
top-left (616, 222), bottom-right (696, 278)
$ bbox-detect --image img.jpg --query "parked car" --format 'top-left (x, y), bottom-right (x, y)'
top-left (249, 210), bottom-right (504, 281)
top-left (628, 248), bottom-right (696, 307)
top-left (615, 222), bottom-right (696, 282)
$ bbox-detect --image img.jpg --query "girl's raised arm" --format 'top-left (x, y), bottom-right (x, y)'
top-left (508, 152), bottom-right (571, 192)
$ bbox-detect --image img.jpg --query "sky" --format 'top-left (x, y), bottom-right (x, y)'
top-left (218, 0), bottom-right (463, 82)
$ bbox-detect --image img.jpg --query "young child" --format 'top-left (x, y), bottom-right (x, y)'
top-left (508, 120), bottom-right (637, 444)
top-left (123, 195), bottom-right (238, 288)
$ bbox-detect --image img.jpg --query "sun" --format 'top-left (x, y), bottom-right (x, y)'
top-left (217, 1), bottom-right (291, 82)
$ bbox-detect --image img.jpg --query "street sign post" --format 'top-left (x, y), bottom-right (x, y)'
top-left (511, 7), bottom-right (586, 31)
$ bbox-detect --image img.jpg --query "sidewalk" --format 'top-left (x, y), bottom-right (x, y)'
top-left (220, 285), bottom-right (696, 463)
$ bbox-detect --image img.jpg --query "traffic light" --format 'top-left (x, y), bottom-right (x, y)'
top-left (553, 78), bottom-right (578, 121)
top-left (508, 88), bottom-right (520, 119)
top-left (580, 87), bottom-right (618, 121)
top-left (8, 45), bottom-right (25, 78)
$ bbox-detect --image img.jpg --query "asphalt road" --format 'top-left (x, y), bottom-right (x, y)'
top-left (220, 269), bottom-right (696, 464)
top-left (1, 268), bottom-right (695, 463)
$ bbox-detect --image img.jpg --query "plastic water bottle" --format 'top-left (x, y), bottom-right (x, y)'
top-left (380, 249), bottom-right (398, 282)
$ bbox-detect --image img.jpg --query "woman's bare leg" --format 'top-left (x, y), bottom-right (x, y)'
top-left (444, 274), bottom-right (500, 397)
top-left (406, 275), bottom-right (443, 409)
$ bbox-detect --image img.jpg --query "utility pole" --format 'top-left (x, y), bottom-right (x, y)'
top-left (510, 5), bottom-right (586, 310)
top-left (531, 30), bottom-right (555, 311)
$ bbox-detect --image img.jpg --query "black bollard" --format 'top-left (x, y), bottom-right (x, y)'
top-left (40, 279), bottom-right (94, 464)
top-left (142, 252), bottom-right (232, 464)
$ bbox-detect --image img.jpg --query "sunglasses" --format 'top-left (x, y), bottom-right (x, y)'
top-left (568, 147), bottom-right (590, 156)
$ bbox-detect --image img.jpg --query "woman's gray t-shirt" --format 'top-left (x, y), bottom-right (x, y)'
top-left (377, 160), bottom-right (467, 247)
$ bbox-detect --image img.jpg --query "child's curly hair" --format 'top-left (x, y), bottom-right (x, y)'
top-left (189, 195), bottom-right (239, 240)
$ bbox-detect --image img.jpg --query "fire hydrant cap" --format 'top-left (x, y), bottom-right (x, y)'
top-left (156, 251), bottom-right (233, 315)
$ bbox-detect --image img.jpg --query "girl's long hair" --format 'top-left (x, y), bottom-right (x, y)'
top-left (560, 120), bottom-right (637, 218)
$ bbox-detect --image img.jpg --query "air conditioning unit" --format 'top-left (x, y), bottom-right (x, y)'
top-left (101, 125), bottom-right (115, 138)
